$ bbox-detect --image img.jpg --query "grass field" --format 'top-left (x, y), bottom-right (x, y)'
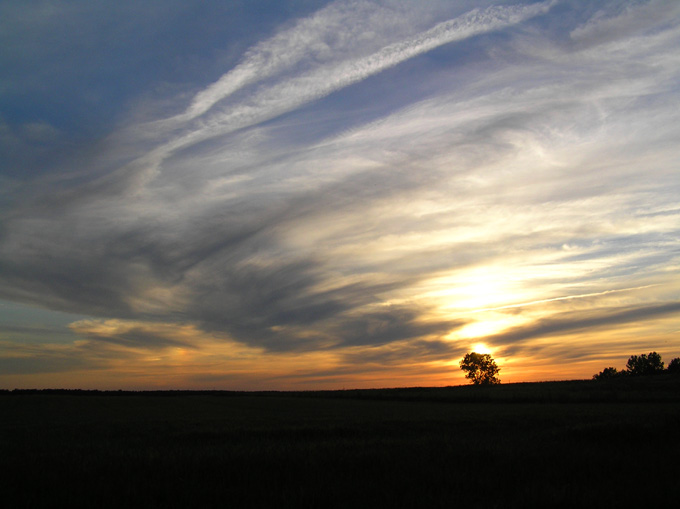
top-left (2, 377), bottom-right (679, 508)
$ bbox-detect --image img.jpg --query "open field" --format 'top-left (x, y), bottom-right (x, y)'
top-left (2, 377), bottom-right (679, 508)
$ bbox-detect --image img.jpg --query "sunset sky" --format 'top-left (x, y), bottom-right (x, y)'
top-left (1, 0), bottom-right (679, 390)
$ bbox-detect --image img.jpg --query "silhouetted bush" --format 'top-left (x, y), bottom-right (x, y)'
top-left (592, 367), bottom-right (624, 381)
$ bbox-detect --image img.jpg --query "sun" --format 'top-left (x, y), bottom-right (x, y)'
top-left (472, 342), bottom-right (492, 355)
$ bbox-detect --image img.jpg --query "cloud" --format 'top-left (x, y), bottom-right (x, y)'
top-left (486, 301), bottom-right (680, 347)
top-left (0, 353), bottom-right (94, 375)
top-left (0, 341), bottom-right (102, 375)
top-left (340, 337), bottom-right (465, 367)
top-left (569, 0), bottom-right (680, 48)
top-left (0, 0), bottom-right (563, 346)
top-left (183, 0), bottom-right (556, 121)
top-left (183, 0), bottom-right (416, 120)
top-left (69, 319), bottom-right (200, 350)
top-left (122, 0), bottom-right (556, 186)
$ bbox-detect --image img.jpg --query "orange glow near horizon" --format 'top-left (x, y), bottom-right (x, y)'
top-left (2, 274), bottom-right (680, 391)
top-left (2, 312), bottom-right (678, 391)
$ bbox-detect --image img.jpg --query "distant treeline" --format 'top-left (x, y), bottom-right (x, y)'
top-left (593, 351), bottom-right (680, 380)
top-left (0, 389), bottom-right (270, 397)
top-left (4, 377), bottom-right (680, 404)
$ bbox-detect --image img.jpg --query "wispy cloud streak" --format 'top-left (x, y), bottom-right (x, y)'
top-left (188, 1), bottom-right (555, 120)
top-left (469, 285), bottom-right (664, 314)
top-left (147, 0), bottom-right (557, 163)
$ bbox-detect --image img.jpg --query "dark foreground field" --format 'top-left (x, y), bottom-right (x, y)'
top-left (2, 377), bottom-right (680, 508)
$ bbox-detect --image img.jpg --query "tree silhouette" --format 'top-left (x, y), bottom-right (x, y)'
top-left (667, 357), bottom-right (680, 375)
top-left (625, 352), bottom-right (664, 376)
top-left (459, 352), bottom-right (500, 385)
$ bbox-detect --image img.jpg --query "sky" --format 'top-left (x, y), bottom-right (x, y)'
top-left (1, 0), bottom-right (679, 390)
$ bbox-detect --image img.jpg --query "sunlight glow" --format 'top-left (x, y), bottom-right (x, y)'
top-left (432, 272), bottom-right (514, 310)
top-left (471, 342), bottom-right (492, 355)
top-left (456, 321), bottom-right (505, 340)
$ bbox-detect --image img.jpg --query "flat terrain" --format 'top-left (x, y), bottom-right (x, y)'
top-left (2, 377), bottom-right (679, 508)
